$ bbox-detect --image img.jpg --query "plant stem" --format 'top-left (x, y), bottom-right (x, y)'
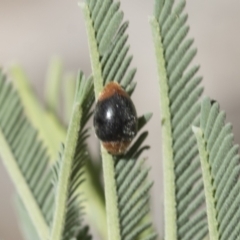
top-left (80, 3), bottom-right (103, 97)
top-left (150, 16), bottom-right (177, 240)
top-left (45, 57), bottom-right (63, 114)
top-left (0, 130), bottom-right (49, 240)
top-left (81, 3), bottom-right (121, 240)
top-left (193, 126), bottom-right (219, 240)
top-left (11, 65), bottom-right (107, 239)
top-left (50, 104), bottom-right (82, 240)
top-left (101, 146), bottom-right (121, 239)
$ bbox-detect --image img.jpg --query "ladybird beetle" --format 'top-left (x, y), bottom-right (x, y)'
top-left (93, 82), bottom-right (138, 155)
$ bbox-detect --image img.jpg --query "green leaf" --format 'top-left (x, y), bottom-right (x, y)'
top-left (150, 1), bottom-right (207, 240)
top-left (10, 64), bottom-right (107, 239)
top-left (50, 71), bottom-right (94, 240)
top-left (10, 64), bottom-right (65, 161)
top-left (45, 57), bottom-right (63, 115)
top-left (81, 0), bottom-right (156, 239)
top-left (193, 97), bottom-right (240, 240)
top-left (81, 0), bottom-right (137, 95)
top-left (115, 157), bottom-right (156, 240)
top-left (0, 70), bottom-right (92, 240)
top-left (0, 70), bottom-right (51, 239)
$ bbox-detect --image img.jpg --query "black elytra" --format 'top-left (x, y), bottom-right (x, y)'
top-left (93, 82), bottom-right (138, 144)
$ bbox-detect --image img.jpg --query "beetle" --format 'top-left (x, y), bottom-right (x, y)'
top-left (93, 82), bottom-right (138, 155)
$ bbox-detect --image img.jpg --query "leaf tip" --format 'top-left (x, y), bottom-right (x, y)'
top-left (192, 125), bottom-right (201, 135)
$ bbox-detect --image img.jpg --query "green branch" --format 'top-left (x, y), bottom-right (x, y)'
top-left (50, 104), bottom-right (82, 240)
top-left (193, 126), bottom-right (219, 240)
top-left (0, 131), bottom-right (49, 240)
top-left (10, 64), bottom-right (107, 239)
top-left (150, 16), bottom-right (177, 240)
top-left (80, 3), bottom-right (104, 97)
top-left (81, 3), bottom-right (121, 240)
top-left (101, 146), bottom-right (121, 239)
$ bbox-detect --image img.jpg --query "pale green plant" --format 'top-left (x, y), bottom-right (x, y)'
top-left (0, 0), bottom-right (240, 240)
top-left (151, 0), bottom-right (207, 239)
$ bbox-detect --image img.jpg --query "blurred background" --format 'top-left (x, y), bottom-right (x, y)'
top-left (0, 0), bottom-right (240, 239)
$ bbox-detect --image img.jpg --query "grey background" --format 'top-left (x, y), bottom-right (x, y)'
top-left (0, 0), bottom-right (240, 239)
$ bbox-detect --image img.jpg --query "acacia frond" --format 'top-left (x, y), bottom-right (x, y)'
top-left (112, 113), bottom-right (157, 240)
top-left (81, 0), bottom-right (156, 239)
top-left (82, 0), bottom-right (137, 95)
top-left (0, 70), bottom-right (92, 240)
top-left (50, 72), bottom-right (94, 240)
top-left (114, 159), bottom-right (154, 240)
top-left (10, 64), bottom-right (65, 161)
top-left (194, 98), bottom-right (240, 240)
top-left (151, 0), bottom-right (207, 239)
top-left (10, 63), bottom-right (107, 239)
top-left (0, 70), bottom-right (52, 239)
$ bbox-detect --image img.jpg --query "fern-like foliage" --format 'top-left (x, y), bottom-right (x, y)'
top-left (51, 72), bottom-right (94, 240)
top-left (10, 63), bottom-right (66, 162)
top-left (0, 70), bottom-right (92, 240)
top-left (151, 0), bottom-right (207, 239)
top-left (114, 114), bottom-right (157, 240)
top-left (193, 97), bottom-right (240, 240)
top-left (10, 62), bottom-right (107, 239)
top-left (0, 70), bottom-right (53, 239)
top-left (84, 0), bottom-right (137, 94)
top-left (82, 0), bottom-right (157, 239)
